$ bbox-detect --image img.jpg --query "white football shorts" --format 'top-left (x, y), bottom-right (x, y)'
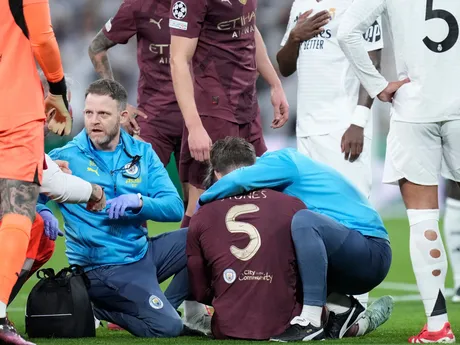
top-left (383, 119), bottom-right (460, 185)
top-left (297, 129), bottom-right (372, 198)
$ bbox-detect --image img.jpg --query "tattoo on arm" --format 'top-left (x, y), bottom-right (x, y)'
top-left (0, 179), bottom-right (39, 221)
top-left (89, 183), bottom-right (103, 202)
top-left (88, 30), bottom-right (116, 80)
top-left (357, 49), bottom-right (382, 108)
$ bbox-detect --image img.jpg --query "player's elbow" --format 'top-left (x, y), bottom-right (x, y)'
top-left (337, 25), bottom-right (355, 48)
top-left (168, 195), bottom-right (185, 222)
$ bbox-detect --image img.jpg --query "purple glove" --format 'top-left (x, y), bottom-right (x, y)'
top-left (106, 194), bottom-right (142, 219)
top-left (39, 210), bottom-right (63, 241)
top-left (194, 201), bottom-right (201, 214)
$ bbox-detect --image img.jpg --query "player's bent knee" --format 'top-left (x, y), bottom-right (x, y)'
top-left (145, 315), bottom-right (183, 338)
top-left (291, 209), bottom-right (320, 233)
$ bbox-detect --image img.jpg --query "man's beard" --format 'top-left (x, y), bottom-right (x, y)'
top-left (88, 119), bottom-right (120, 148)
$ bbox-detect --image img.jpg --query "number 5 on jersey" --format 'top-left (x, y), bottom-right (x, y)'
top-left (225, 204), bottom-right (261, 261)
top-left (424, 0), bottom-right (459, 53)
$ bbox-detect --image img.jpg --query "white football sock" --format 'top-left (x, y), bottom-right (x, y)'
top-left (443, 198), bottom-right (460, 289)
top-left (0, 301), bottom-right (6, 318)
top-left (184, 301), bottom-right (207, 322)
top-left (299, 305), bottom-right (322, 327)
top-left (326, 293), bottom-right (352, 315)
top-left (408, 209), bottom-right (448, 332)
top-left (354, 293), bottom-right (368, 309)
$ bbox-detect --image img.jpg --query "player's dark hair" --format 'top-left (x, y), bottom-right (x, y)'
top-left (208, 136), bottom-right (256, 181)
top-left (85, 79), bottom-right (128, 111)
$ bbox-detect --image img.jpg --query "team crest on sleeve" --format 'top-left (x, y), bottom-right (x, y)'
top-left (239, 0), bottom-right (247, 5)
top-left (149, 295), bottom-right (164, 309)
top-left (172, 1), bottom-right (187, 20)
top-left (223, 269), bottom-right (236, 284)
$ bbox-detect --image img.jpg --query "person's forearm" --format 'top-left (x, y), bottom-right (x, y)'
top-left (24, 2), bottom-right (64, 83)
top-left (357, 50), bottom-right (382, 108)
top-left (352, 49), bottom-right (382, 127)
top-left (187, 256), bottom-right (214, 305)
top-left (170, 56), bottom-right (202, 130)
top-left (255, 28), bottom-right (281, 87)
top-left (276, 31), bottom-right (302, 77)
top-left (88, 30), bottom-right (116, 79)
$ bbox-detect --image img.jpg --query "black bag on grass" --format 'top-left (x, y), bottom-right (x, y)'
top-left (25, 265), bottom-right (95, 338)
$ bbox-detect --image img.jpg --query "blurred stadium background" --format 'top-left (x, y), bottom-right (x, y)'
top-left (7, 2), bottom-right (459, 343)
top-left (44, 0), bottom-right (445, 219)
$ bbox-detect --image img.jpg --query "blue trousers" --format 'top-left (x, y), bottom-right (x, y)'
top-left (86, 229), bottom-right (189, 337)
top-left (291, 210), bottom-right (392, 306)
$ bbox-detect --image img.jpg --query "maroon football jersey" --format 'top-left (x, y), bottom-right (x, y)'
top-left (187, 189), bottom-right (305, 340)
top-left (103, 0), bottom-right (181, 119)
top-left (169, 0), bottom-right (259, 124)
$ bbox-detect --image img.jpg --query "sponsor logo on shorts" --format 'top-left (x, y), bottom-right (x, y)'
top-left (172, 1), bottom-right (187, 20)
top-left (149, 295), bottom-right (164, 309)
top-left (169, 19), bottom-right (188, 30)
top-left (223, 269), bottom-right (236, 284)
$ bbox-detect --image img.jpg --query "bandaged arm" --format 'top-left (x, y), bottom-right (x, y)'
top-left (40, 155), bottom-right (93, 203)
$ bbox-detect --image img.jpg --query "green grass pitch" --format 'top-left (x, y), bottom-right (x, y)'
top-left (7, 213), bottom-right (460, 344)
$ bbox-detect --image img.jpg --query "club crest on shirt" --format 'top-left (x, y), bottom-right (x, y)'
top-left (223, 269), bottom-right (236, 284)
top-left (149, 295), bottom-right (164, 309)
top-left (124, 162), bottom-right (139, 176)
top-left (239, 0), bottom-right (247, 4)
top-left (328, 8), bottom-right (336, 20)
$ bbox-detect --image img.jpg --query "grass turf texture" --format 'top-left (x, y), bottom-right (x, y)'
top-left (7, 215), bottom-right (460, 344)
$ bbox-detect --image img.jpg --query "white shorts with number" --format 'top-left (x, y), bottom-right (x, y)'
top-left (297, 129), bottom-right (372, 198)
top-left (383, 119), bottom-right (460, 185)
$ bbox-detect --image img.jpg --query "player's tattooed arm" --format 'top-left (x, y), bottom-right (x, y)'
top-left (88, 30), bottom-right (117, 80)
top-left (357, 49), bottom-right (382, 108)
top-left (0, 179), bottom-right (39, 221)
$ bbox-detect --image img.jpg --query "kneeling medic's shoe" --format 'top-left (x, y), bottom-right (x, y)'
top-left (409, 323), bottom-right (455, 344)
top-left (324, 296), bottom-right (365, 339)
top-left (269, 316), bottom-right (325, 342)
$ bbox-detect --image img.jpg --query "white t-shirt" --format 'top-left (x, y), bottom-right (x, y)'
top-left (338, 0), bottom-right (460, 123)
top-left (281, 0), bottom-right (383, 137)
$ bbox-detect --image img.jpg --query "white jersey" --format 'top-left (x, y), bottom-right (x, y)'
top-left (281, 0), bottom-right (383, 137)
top-left (338, 0), bottom-right (460, 123)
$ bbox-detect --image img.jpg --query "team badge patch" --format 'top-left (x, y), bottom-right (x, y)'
top-left (223, 269), bottom-right (236, 284)
top-left (124, 162), bottom-right (139, 176)
top-left (149, 295), bottom-right (164, 309)
top-left (172, 1), bottom-right (187, 20)
top-left (239, 0), bottom-right (247, 4)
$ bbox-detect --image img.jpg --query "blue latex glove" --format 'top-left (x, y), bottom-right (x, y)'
top-left (39, 210), bottom-right (64, 241)
top-left (106, 194), bottom-right (142, 219)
